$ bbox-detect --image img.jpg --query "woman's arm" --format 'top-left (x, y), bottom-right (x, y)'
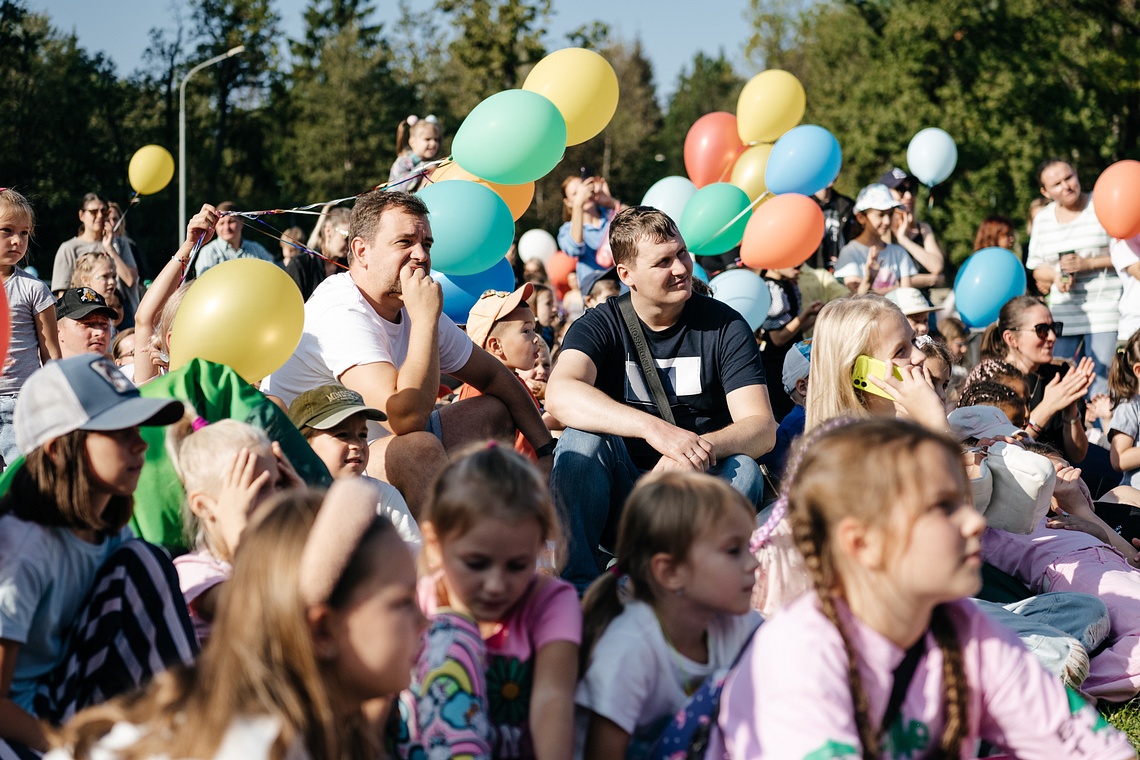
top-left (892, 216), bottom-right (943, 280)
top-left (529, 640), bottom-right (578, 760)
top-left (101, 224), bottom-right (138, 288)
top-left (0, 639), bottom-right (48, 751)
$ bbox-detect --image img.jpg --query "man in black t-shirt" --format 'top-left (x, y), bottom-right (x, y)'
top-left (547, 207), bottom-right (777, 591)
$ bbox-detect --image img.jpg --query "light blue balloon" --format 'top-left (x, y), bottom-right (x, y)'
top-left (419, 180), bottom-right (514, 276)
top-left (906, 128), bottom-right (958, 187)
top-left (680, 183), bottom-right (752, 256)
top-left (693, 261), bottom-right (709, 284)
top-left (764, 125), bottom-right (843, 197)
top-left (452, 90), bottom-right (568, 185)
top-left (433, 256), bottom-right (515, 325)
top-left (953, 247), bottom-right (1027, 328)
top-left (642, 176), bottom-right (698, 226)
top-left (709, 268), bottom-right (772, 332)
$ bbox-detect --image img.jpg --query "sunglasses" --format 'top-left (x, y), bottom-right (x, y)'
top-left (1016, 322), bottom-right (1064, 339)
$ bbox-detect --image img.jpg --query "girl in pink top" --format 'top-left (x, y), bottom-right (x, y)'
top-left (402, 444), bottom-right (581, 760)
top-left (713, 418), bottom-right (1134, 759)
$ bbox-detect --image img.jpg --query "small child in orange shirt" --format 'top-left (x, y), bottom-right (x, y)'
top-left (460, 284), bottom-right (544, 459)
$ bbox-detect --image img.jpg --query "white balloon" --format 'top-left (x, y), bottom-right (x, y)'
top-left (518, 228), bottom-right (558, 264)
top-left (641, 176), bottom-right (698, 226)
top-left (906, 128), bottom-right (958, 187)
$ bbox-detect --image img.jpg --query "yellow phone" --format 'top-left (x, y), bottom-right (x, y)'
top-left (852, 355), bottom-right (903, 399)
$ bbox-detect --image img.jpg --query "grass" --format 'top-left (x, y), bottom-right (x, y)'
top-left (1102, 700), bottom-right (1140, 749)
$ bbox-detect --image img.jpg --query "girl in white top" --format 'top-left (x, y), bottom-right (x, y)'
top-left (576, 472), bottom-right (761, 759)
top-left (713, 418), bottom-right (1135, 759)
top-left (1026, 158), bottom-right (1120, 396)
top-left (48, 479), bottom-right (428, 760)
top-left (834, 184), bottom-right (917, 296)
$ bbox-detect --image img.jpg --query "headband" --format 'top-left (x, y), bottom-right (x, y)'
top-left (299, 479), bottom-right (382, 606)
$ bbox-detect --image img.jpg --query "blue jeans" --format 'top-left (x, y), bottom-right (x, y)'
top-left (1055, 331), bottom-right (1117, 398)
top-left (0, 395), bottom-right (17, 470)
top-left (550, 427), bottom-right (764, 592)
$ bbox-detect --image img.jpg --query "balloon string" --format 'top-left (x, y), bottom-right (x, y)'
top-left (246, 216), bottom-right (349, 272)
top-left (717, 145), bottom-right (748, 184)
top-left (112, 191), bottom-right (140, 234)
top-left (181, 231), bottom-right (208, 284)
top-left (700, 190), bottom-right (770, 248)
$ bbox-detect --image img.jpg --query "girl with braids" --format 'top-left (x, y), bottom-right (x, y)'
top-left (714, 418), bottom-right (1134, 760)
top-left (956, 381), bottom-right (1029, 429)
top-left (576, 473), bottom-right (760, 759)
top-left (1108, 331), bottom-right (1140, 488)
top-left (961, 358), bottom-right (1031, 404)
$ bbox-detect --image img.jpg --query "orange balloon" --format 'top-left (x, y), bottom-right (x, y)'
top-left (684, 112), bottom-right (744, 188)
top-left (740, 193), bottom-right (824, 270)
top-left (1093, 160), bottom-right (1140, 239)
top-left (546, 251), bottom-right (578, 298)
top-left (430, 161), bottom-right (535, 220)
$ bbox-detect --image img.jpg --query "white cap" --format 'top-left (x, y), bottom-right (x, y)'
top-left (947, 405), bottom-right (1022, 441)
top-left (885, 287), bottom-right (937, 316)
top-left (854, 183), bottom-right (905, 213)
top-left (782, 340), bottom-right (812, 395)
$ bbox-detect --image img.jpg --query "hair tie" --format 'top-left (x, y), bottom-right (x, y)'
top-left (0, 188), bottom-right (7, 193)
top-left (485, 440), bottom-right (499, 449)
top-left (191, 416), bottom-right (210, 432)
top-left (406, 115), bottom-right (419, 126)
top-left (299, 480), bottom-right (382, 607)
top-left (424, 114), bottom-right (438, 124)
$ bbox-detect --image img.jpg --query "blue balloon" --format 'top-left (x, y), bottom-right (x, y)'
top-left (693, 261), bottom-right (709, 284)
top-left (641, 176), bottom-right (698, 226)
top-left (907, 128), bottom-right (958, 187)
top-left (433, 257), bottom-right (515, 325)
top-left (418, 180), bottom-right (514, 276)
top-left (764, 125), bottom-right (842, 197)
top-left (708, 268), bottom-right (772, 332)
top-left (954, 247), bottom-right (1027, 328)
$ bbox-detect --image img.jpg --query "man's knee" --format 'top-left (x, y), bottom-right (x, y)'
top-left (711, 454), bottom-right (764, 507)
top-left (438, 395), bottom-right (515, 449)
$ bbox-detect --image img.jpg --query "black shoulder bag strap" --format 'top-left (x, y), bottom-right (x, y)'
top-left (617, 292), bottom-right (675, 426)
top-left (880, 635), bottom-right (927, 740)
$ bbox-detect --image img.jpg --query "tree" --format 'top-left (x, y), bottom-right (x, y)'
top-left (659, 52), bottom-right (746, 179)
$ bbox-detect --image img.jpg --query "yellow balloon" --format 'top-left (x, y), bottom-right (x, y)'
top-left (730, 144), bottom-right (774, 202)
top-left (523, 48), bottom-right (619, 146)
top-left (736, 70), bottom-right (806, 145)
top-left (431, 161), bottom-right (535, 220)
top-left (170, 258), bottom-right (304, 383)
top-left (128, 144), bottom-right (175, 195)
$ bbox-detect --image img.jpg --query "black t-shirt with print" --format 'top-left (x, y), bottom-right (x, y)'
top-left (560, 293), bottom-right (766, 469)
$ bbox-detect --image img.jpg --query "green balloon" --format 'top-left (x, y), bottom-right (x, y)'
top-left (452, 90), bottom-right (568, 185)
top-left (679, 183), bottom-right (752, 256)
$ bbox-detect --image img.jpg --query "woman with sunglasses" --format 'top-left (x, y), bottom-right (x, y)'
top-left (50, 193), bottom-right (139, 305)
top-left (981, 295), bottom-right (1095, 464)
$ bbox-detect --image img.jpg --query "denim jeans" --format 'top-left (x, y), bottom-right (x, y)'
top-left (0, 394), bottom-right (17, 470)
top-left (1055, 331), bottom-right (1118, 398)
top-left (550, 427), bottom-right (764, 592)
top-left (975, 591), bottom-right (1110, 688)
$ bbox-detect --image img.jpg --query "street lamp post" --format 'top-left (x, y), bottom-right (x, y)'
top-left (179, 45), bottom-right (245, 238)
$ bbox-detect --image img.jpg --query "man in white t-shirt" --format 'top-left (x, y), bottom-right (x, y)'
top-left (263, 191), bottom-right (555, 512)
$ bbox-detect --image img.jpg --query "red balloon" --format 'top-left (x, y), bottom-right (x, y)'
top-left (684, 112), bottom-right (744, 189)
top-left (546, 250), bottom-right (578, 299)
top-left (739, 193), bottom-right (825, 270)
top-left (1093, 160), bottom-right (1140, 239)
top-left (0, 281), bottom-right (10, 376)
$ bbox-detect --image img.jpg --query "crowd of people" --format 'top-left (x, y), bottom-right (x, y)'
top-left (0, 142), bottom-right (1139, 760)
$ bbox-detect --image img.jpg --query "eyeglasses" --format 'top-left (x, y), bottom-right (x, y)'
top-left (1016, 322), bottom-right (1064, 339)
top-left (83, 208), bottom-right (108, 216)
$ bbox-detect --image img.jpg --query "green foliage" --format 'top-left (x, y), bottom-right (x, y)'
top-left (744, 0), bottom-right (1140, 265)
top-left (659, 52), bottom-right (746, 178)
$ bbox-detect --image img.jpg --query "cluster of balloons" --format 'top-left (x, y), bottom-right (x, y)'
top-left (430, 47), bottom-right (619, 320)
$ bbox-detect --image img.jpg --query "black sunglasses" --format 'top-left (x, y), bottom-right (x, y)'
top-left (1017, 322), bottom-right (1064, 339)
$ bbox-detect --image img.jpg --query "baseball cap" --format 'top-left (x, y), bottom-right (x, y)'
top-left (55, 287), bottom-right (117, 322)
top-left (466, 283), bottom-right (535, 349)
top-left (580, 267), bottom-right (619, 298)
top-left (15, 354), bottom-right (184, 455)
top-left (288, 384), bottom-right (387, 430)
top-left (885, 287), bottom-right (937, 316)
top-left (782, 339), bottom-right (812, 395)
top-left (878, 167), bottom-right (914, 190)
top-left (854, 183), bottom-right (905, 213)
top-left (947, 405), bottom-right (1023, 441)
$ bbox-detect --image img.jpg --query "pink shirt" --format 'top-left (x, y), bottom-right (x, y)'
top-left (981, 518), bottom-right (1110, 594)
top-left (419, 573), bottom-right (582, 760)
top-left (173, 550), bottom-right (231, 644)
top-left (711, 595), bottom-right (1133, 759)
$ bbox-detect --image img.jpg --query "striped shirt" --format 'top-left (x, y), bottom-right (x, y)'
top-left (1026, 195), bottom-right (1120, 334)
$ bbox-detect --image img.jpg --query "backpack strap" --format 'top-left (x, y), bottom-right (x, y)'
top-left (880, 634), bottom-right (927, 739)
top-left (617, 292), bottom-right (676, 426)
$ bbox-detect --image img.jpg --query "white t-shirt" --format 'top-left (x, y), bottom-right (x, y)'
top-left (834, 241), bottom-right (917, 291)
top-left (0, 267), bottom-right (55, 395)
top-left (1110, 236), bottom-right (1140, 343)
top-left (261, 272), bottom-right (473, 409)
top-left (363, 474), bottom-right (423, 552)
top-left (1026, 196), bottom-right (1120, 335)
top-left (573, 599), bottom-right (760, 758)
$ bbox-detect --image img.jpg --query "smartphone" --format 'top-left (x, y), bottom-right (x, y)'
top-left (852, 355), bottom-right (904, 399)
top-left (580, 165), bottom-right (595, 181)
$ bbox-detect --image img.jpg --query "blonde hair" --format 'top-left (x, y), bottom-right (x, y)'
top-left (786, 418), bottom-right (970, 759)
top-left (0, 187), bottom-right (34, 232)
top-left (70, 251), bottom-right (114, 289)
top-left (805, 295), bottom-right (905, 431)
top-left (423, 443), bottom-right (560, 553)
top-left (167, 413), bottom-right (271, 550)
top-left (580, 472), bottom-right (754, 672)
top-left (151, 282), bottom-right (191, 359)
top-left (53, 489), bottom-right (376, 760)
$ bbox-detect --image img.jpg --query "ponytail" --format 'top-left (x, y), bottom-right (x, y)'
top-left (579, 572), bottom-right (623, 675)
top-left (1109, 331), bottom-right (1140, 409)
top-left (395, 118), bottom-right (412, 155)
top-left (978, 324), bottom-right (1007, 362)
